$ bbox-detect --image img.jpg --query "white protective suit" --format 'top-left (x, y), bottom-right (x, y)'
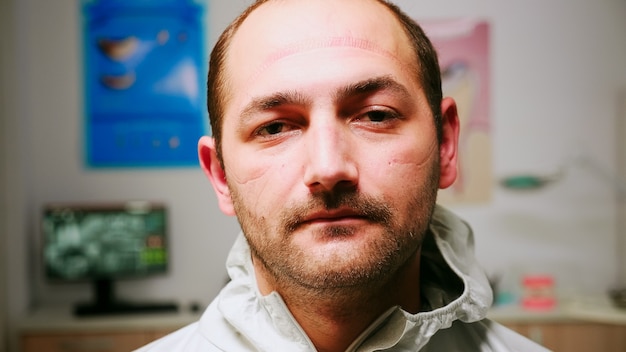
top-left (136, 206), bottom-right (549, 351)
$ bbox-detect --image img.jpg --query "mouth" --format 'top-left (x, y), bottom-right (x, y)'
top-left (282, 194), bottom-right (392, 234)
top-left (300, 208), bottom-right (369, 226)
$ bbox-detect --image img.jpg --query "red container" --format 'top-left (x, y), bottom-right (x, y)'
top-left (521, 275), bottom-right (556, 311)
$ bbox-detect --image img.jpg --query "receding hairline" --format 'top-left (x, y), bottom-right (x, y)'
top-left (218, 0), bottom-right (422, 114)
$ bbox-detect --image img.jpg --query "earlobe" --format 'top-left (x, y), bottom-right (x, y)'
top-left (438, 97), bottom-right (460, 189)
top-left (198, 136), bottom-right (236, 216)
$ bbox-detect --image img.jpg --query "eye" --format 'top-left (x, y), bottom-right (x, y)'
top-left (253, 120), bottom-right (300, 138)
top-left (356, 107), bottom-right (401, 123)
top-left (364, 109), bottom-right (395, 122)
top-left (258, 122), bottom-right (286, 135)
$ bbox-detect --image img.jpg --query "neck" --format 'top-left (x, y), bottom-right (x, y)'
top-left (254, 250), bottom-right (422, 352)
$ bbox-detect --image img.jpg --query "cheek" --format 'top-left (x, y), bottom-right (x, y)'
top-left (225, 152), bottom-right (300, 212)
top-left (225, 159), bottom-right (268, 186)
top-left (376, 138), bottom-right (438, 178)
top-left (364, 140), bottom-right (439, 207)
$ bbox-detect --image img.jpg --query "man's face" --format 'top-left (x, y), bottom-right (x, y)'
top-left (201, 0), bottom-right (458, 290)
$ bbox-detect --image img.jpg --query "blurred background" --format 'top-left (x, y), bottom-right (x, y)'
top-left (1, 0), bottom-right (626, 351)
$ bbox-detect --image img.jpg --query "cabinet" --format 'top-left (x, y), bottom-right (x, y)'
top-left (502, 322), bottom-right (626, 352)
top-left (491, 296), bottom-right (626, 352)
top-left (20, 328), bottom-right (180, 352)
top-left (21, 331), bottom-right (153, 352)
top-left (16, 307), bottom-right (198, 352)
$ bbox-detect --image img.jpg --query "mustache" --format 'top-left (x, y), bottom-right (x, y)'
top-left (280, 189), bottom-right (393, 233)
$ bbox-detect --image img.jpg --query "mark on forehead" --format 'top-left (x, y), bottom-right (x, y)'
top-left (248, 36), bottom-right (399, 82)
top-left (270, 36), bottom-right (392, 61)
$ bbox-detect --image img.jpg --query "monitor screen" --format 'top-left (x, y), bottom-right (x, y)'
top-left (42, 202), bottom-right (168, 281)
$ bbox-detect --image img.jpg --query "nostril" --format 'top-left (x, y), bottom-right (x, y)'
top-left (309, 180), bottom-right (357, 192)
top-left (306, 170), bottom-right (359, 194)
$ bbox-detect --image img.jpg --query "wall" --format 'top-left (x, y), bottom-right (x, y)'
top-left (7, 0), bottom-right (247, 314)
top-left (3, 0), bottom-right (626, 347)
top-left (397, 0), bottom-right (626, 294)
top-left (2, 0), bottom-right (18, 350)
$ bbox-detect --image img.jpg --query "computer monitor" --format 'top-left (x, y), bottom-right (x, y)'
top-left (42, 201), bottom-right (177, 316)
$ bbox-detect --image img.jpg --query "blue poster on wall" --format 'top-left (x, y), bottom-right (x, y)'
top-left (81, 0), bottom-right (207, 168)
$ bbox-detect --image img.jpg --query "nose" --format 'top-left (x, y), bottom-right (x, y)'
top-left (302, 119), bottom-right (358, 193)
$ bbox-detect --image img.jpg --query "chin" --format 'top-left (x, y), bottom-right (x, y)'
top-left (290, 238), bottom-right (409, 289)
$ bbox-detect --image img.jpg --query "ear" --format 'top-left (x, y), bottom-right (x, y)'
top-left (198, 136), bottom-right (236, 216)
top-left (438, 97), bottom-right (460, 189)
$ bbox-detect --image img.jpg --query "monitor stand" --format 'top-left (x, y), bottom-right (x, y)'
top-left (74, 279), bottom-right (178, 317)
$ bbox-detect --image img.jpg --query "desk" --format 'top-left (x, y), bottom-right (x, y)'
top-left (16, 297), bottom-right (626, 352)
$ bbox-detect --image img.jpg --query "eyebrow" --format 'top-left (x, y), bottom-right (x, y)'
top-left (238, 75), bottom-right (412, 125)
top-left (240, 90), bottom-right (311, 123)
top-left (333, 75), bottom-right (412, 102)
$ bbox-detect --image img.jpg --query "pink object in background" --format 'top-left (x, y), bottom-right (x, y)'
top-left (521, 275), bottom-right (556, 311)
top-left (421, 19), bottom-right (492, 204)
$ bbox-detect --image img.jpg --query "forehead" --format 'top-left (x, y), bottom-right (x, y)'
top-left (225, 0), bottom-right (416, 89)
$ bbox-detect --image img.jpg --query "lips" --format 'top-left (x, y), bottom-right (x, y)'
top-left (281, 194), bottom-right (392, 234)
top-left (301, 208), bottom-right (368, 225)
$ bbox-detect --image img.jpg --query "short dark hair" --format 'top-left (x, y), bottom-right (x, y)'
top-left (207, 0), bottom-right (442, 162)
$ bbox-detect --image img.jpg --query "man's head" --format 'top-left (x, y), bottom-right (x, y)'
top-left (207, 0), bottom-right (444, 163)
top-left (199, 0), bottom-right (459, 294)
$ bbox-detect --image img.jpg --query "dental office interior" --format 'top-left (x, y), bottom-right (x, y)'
top-left (1, 0), bottom-right (626, 351)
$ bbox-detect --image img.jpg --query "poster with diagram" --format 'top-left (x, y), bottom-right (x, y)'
top-left (81, 0), bottom-right (207, 168)
top-left (422, 19), bottom-right (492, 203)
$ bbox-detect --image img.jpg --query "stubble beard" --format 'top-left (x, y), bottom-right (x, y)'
top-left (229, 164), bottom-right (440, 296)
